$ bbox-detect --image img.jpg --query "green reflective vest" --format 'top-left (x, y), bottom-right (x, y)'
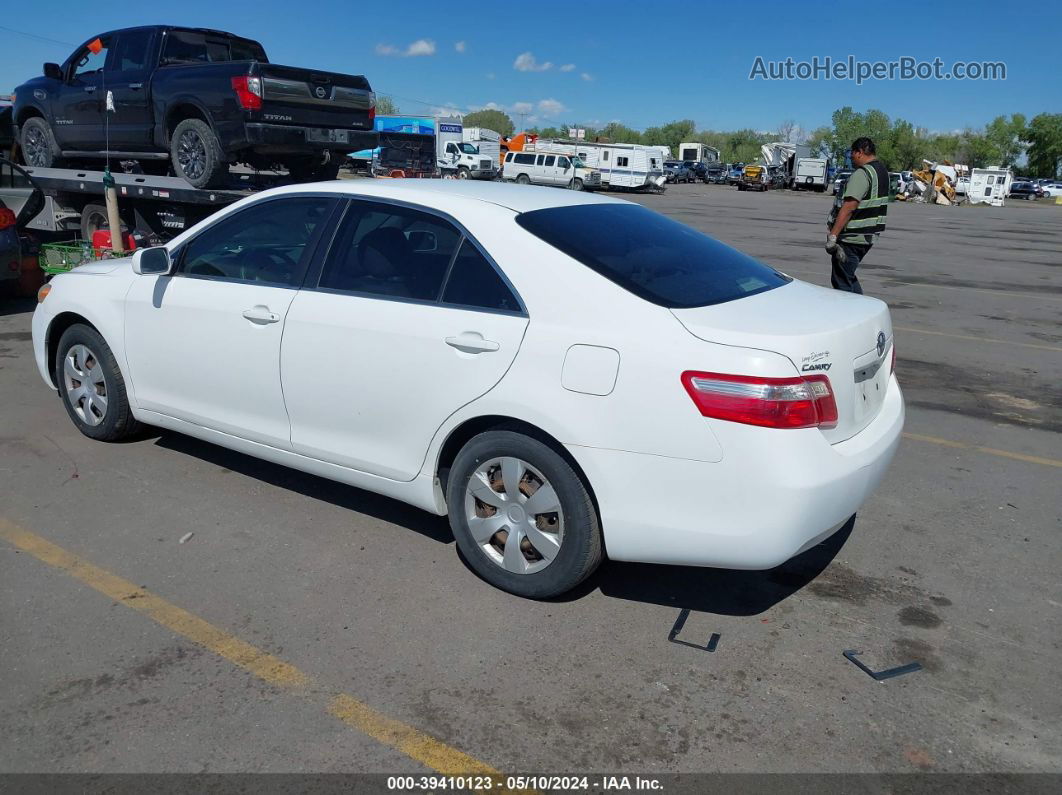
top-left (843, 160), bottom-right (890, 240)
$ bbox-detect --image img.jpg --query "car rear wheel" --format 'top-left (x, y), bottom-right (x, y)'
top-left (516, 174), bottom-right (530, 185)
top-left (55, 324), bottom-right (140, 442)
top-left (21, 117), bottom-right (61, 168)
top-left (447, 430), bottom-right (603, 598)
top-left (171, 118), bottom-right (227, 188)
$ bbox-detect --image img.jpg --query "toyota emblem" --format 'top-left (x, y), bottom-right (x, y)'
top-left (876, 331), bottom-right (887, 357)
top-left (314, 86), bottom-right (327, 99)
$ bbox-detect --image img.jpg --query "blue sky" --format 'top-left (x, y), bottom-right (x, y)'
top-left (3, 0), bottom-right (1059, 134)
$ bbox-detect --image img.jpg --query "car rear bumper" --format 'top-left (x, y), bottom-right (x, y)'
top-left (238, 123), bottom-right (378, 153)
top-left (567, 375), bottom-right (904, 569)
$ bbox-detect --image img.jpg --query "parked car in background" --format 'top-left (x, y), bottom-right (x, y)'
top-left (0, 201), bottom-right (22, 296)
top-left (705, 162), bottom-right (728, 184)
top-left (830, 169), bottom-right (853, 195)
top-left (664, 160), bottom-right (693, 183)
top-left (31, 180), bottom-right (903, 598)
top-left (1008, 181), bottom-right (1042, 200)
top-left (13, 25), bottom-right (377, 187)
top-left (727, 163), bottom-right (746, 185)
top-left (954, 176), bottom-right (969, 195)
top-left (503, 151), bottom-right (600, 190)
top-left (1039, 181), bottom-right (1062, 197)
top-left (684, 161), bottom-right (708, 182)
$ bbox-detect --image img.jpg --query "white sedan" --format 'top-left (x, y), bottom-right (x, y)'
top-left (32, 181), bottom-right (903, 598)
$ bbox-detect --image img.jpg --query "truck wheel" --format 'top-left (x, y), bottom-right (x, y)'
top-left (287, 158), bottom-right (342, 182)
top-left (80, 203), bottom-right (110, 241)
top-left (516, 174), bottom-right (530, 185)
top-left (457, 167), bottom-right (471, 179)
top-left (170, 118), bottom-right (227, 189)
top-left (21, 117), bottom-right (61, 168)
top-left (570, 178), bottom-right (584, 191)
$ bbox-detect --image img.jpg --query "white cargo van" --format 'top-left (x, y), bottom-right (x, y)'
top-left (503, 151), bottom-right (601, 190)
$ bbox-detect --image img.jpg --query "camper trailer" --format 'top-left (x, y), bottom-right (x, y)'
top-left (528, 140), bottom-right (666, 191)
top-left (969, 167), bottom-right (1013, 207)
top-left (678, 142), bottom-right (720, 163)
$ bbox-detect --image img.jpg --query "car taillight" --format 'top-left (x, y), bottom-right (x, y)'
top-left (681, 371), bottom-right (838, 430)
top-left (231, 76), bottom-right (263, 110)
top-left (367, 91), bottom-right (376, 125)
top-left (0, 208), bottom-right (16, 230)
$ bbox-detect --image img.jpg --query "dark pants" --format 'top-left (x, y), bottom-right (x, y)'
top-left (831, 241), bottom-right (871, 294)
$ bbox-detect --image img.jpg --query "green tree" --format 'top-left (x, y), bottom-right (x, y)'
top-left (1023, 113), bottom-right (1062, 178)
top-left (461, 108), bottom-right (514, 137)
top-left (375, 95), bottom-right (400, 115)
top-left (984, 114), bottom-right (1026, 167)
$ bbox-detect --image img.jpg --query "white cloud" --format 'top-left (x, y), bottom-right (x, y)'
top-left (560, 63), bottom-right (576, 72)
top-left (455, 40), bottom-right (466, 53)
top-left (377, 39), bottom-right (436, 57)
top-left (581, 72), bottom-right (594, 82)
top-left (537, 98), bottom-right (566, 116)
top-left (512, 102), bottom-right (534, 114)
top-left (514, 52), bottom-right (552, 72)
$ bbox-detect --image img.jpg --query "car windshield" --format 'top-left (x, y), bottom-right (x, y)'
top-left (516, 204), bottom-right (790, 308)
top-left (571, 157), bottom-right (586, 168)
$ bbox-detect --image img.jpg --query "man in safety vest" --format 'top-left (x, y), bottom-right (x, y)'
top-left (825, 137), bottom-right (890, 294)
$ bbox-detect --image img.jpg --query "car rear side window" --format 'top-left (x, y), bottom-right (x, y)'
top-left (516, 204), bottom-right (790, 308)
top-left (441, 240), bottom-right (520, 313)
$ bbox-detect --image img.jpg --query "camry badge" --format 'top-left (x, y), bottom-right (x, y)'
top-left (876, 331), bottom-right (887, 357)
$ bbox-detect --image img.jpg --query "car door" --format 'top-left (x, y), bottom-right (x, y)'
top-left (124, 195), bottom-right (338, 448)
top-left (53, 35), bottom-right (114, 150)
top-left (281, 199), bottom-right (528, 481)
top-left (105, 28), bottom-right (156, 150)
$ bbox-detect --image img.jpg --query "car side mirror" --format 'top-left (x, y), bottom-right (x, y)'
top-left (44, 62), bottom-right (62, 80)
top-left (132, 247), bottom-right (172, 275)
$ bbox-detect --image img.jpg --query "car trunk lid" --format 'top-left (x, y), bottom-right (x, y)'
top-left (671, 280), bottom-right (893, 443)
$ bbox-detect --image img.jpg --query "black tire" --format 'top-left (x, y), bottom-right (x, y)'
top-left (20, 116), bottom-right (61, 168)
top-left (446, 430), bottom-right (603, 599)
top-left (54, 323), bottom-right (140, 442)
top-left (571, 178), bottom-right (584, 191)
top-left (170, 118), bottom-right (227, 188)
top-left (80, 203), bottom-right (110, 241)
top-left (286, 157), bottom-right (342, 182)
top-left (456, 166), bottom-right (471, 180)
top-left (516, 173), bottom-right (530, 185)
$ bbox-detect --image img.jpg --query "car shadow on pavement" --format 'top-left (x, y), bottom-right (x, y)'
top-left (153, 431), bottom-right (455, 545)
top-left (563, 517), bottom-right (856, 616)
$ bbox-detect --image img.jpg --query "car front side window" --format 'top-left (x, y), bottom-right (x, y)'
top-left (178, 197), bottom-right (335, 286)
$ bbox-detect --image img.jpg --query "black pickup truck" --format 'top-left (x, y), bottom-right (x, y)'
top-left (13, 25), bottom-right (377, 187)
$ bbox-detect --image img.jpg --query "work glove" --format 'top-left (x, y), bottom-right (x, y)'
top-left (826, 234), bottom-right (848, 265)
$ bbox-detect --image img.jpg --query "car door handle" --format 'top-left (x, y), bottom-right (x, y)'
top-left (242, 306), bottom-right (280, 324)
top-left (128, 82), bottom-right (143, 90)
top-left (445, 333), bottom-right (500, 354)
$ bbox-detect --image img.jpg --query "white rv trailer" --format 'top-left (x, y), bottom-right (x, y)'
top-left (528, 139), bottom-right (666, 190)
top-left (968, 167), bottom-right (1013, 207)
top-left (678, 142), bottom-right (720, 163)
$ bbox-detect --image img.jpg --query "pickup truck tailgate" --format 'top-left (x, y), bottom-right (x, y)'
top-left (257, 64), bottom-right (373, 131)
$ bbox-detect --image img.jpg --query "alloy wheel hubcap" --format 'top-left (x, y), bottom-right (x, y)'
top-left (63, 344), bottom-right (108, 426)
top-left (465, 456), bottom-right (563, 575)
top-left (25, 127), bottom-right (47, 166)
top-left (177, 130), bottom-right (207, 180)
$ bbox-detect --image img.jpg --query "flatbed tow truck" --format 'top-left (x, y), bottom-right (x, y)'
top-left (0, 157), bottom-right (289, 243)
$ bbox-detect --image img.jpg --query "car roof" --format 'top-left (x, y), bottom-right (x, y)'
top-left (267, 178), bottom-right (629, 213)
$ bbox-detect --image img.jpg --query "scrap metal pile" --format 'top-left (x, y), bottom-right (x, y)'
top-left (900, 160), bottom-right (968, 204)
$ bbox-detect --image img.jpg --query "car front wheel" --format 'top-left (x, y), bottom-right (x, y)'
top-left (447, 430), bottom-right (603, 598)
top-left (55, 324), bottom-right (140, 441)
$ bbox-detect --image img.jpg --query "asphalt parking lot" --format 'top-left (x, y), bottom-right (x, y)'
top-left (1, 184), bottom-right (1060, 781)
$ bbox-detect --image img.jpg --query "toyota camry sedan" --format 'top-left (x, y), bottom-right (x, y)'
top-left (32, 181), bottom-right (903, 598)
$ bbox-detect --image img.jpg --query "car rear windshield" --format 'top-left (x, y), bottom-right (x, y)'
top-left (162, 30), bottom-right (268, 64)
top-left (515, 204), bottom-right (790, 308)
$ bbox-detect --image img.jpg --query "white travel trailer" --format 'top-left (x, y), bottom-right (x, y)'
top-left (528, 140), bottom-right (666, 190)
top-left (968, 167), bottom-right (1013, 207)
top-left (678, 142), bottom-right (720, 163)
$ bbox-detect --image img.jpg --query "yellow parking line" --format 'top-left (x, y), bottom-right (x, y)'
top-left (902, 432), bottom-right (1062, 468)
top-left (0, 519), bottom-right (503, 779)
top-left (894, 325), bottom-right (1062, 353)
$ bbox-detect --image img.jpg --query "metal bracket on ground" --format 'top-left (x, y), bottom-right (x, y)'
top-left (667, 608), bottom-right (720, 652)
top-left (843, 649), bottom-right (922, 681)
